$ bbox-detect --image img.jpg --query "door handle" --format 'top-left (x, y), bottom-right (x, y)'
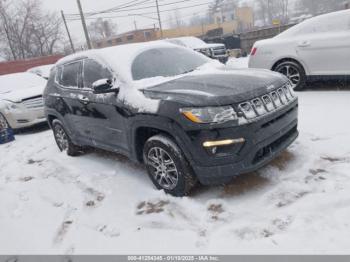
top-left (298, 40), bottom-right (310, 47)
top-left (79, 96), bottom-right (90, 105)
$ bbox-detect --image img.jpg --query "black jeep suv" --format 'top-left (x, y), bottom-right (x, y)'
top-left (44, 42), bottom-right (298, 196)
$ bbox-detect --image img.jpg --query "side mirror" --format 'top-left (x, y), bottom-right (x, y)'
top-left (92, 79), bottom-right (119, 94)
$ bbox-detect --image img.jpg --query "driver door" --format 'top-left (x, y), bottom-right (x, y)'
top-left (80, 58), bottom-right (128, 152)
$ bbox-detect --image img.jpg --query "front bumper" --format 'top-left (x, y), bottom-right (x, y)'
top-left (183, 100), bottom-right (298, 185)
top-left (212, 55), bottom-right (229, 64)
top-left (2, 108), bottom-right (46, 129)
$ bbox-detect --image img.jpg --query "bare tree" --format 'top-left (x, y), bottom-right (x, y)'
top-left (296, 0), bottom-right (344, 16)
top-left (88, 18), bottom-right (117, 41)
top-left (0, 0), bottom-right (62, 60)
top-left (255, 0), bottom-right (290, 26)
top-left (167, 7), bottom-right (185, 28)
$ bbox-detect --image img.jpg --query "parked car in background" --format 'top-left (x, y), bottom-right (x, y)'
top-left (249, 9), bottom-right (350, 90)
top-left (0, 72), bottom-right (47, 129)
top-left (27, 64), bottom-right (54, 80)
top-left (44, 42), bottom-right (298, 196)
top-left (165, 36), bottom-right (229, 63)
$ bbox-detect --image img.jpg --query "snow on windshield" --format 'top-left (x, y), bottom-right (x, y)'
top-left (0, 72), bottom-right (47, 94)
top-left (131, 47), bottom-right (208, 80)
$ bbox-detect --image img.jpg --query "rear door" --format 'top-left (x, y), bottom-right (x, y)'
top-left (80, 58), bottom-right (128, 152)
top-left (296, 12), bottom-right (350, 76)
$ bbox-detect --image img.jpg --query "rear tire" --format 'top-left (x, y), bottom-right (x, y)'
top-left (143, 134), bottom-right (197, 197)
top-left (52, 119), bottom-right (82, 156)
top-left (274, 60), bottom-right (306, 91)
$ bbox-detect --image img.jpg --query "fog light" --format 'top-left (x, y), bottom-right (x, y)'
top-left (203, 138), bottom-right (245, 148)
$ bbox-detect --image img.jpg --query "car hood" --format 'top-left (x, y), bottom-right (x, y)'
top-left (0, 85), bottom-right (45, 103)
top-left (144, 69), bottom-right (287, 106)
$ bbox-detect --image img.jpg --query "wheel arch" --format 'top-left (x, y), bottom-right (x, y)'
top-left (47, 114), bottom-right (58, 128)
top-left (132, 123), bottom-right (192, 165)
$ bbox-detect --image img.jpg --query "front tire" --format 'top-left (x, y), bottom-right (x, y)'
top-left (52, 119), bottom-right (82, 156)
top-left (143, 134), bottom-right (197, 197)
top-left (274, 61), bottom-right (306, 91)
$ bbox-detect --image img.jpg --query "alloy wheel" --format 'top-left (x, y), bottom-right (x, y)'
top-left (276, 64), bottom-right (301, 89)
top-left (147, 147), bottom-right (179, 190)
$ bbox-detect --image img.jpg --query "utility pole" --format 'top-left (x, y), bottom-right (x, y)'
top-left (61, 10), bottom-right (75, 53)
top-left (76, 0), bottom-right (92, 49)
top-left (134, 18), bottom-right (138, 30)
top-left (155, 0), bottom-right (163, 38)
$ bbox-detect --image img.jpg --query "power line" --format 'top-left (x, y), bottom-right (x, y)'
top-left (66, 2), bottom-right (212, 21)
top-left (67, 0), bottom-right (196, 17)
top-left (143, 6), bottom-right (210, 28)
top-left (66, 0), bottom-right (153, 18)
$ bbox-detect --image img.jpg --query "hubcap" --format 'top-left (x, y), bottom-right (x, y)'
top-left (55, 125), bottom-right (68, 151)
top-left (276, 64), bottom-right (301, 89)
top-left (147, 147), bottom-right (179, 190)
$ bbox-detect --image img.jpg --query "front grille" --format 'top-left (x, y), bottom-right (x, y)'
top-left (237, 83), bottom-right (296, 123)
top-left (22, 96), bottom-right (44, 109)
top-left (253, 125), bottom-right (298, 164)
top-left (17, 119), bottom-right (29, 123)
top-left (211, 47), bottom-right (227, 56)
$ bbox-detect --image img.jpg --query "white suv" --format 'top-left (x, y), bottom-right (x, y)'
top-left (0, 72), bottom-right (47, 129)
top-left (248, 9), bottom-right (350, 90)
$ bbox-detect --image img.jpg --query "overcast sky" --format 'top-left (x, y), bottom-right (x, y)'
top-left (42, 0), bottom-right (213, 45)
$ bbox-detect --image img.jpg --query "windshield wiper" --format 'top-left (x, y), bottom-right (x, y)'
top-left (181, 69), bottom-right (195, 74)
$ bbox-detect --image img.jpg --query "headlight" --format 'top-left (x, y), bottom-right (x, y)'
top-left (3, 100), bottom-right (21, 111)
top-left (180, 106), bottom-right (237, 124)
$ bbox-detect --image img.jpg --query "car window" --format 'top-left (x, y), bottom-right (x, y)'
top-left (83, 59), bottom-right (113, 89)
top-left (58, 61), bottom-right (81, 88)
top-left (131, 47), bottom-right (208, 81)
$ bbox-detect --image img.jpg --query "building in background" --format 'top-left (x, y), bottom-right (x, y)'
top-left (94, 28), bottom-right (158, 48)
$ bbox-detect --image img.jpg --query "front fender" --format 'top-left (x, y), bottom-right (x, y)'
top-left (129, 115), bottom-right (195, 164)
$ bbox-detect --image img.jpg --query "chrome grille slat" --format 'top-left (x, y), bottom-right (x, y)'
top-left (238, 83), bottom-right (296, 121)
top-left (22, 97), bottom-right (44, 109)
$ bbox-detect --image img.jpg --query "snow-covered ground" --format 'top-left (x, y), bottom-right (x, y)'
top-left (227, 56), bottom-right (249, 69)
top-left (1, 59), bottom-right (350, 255)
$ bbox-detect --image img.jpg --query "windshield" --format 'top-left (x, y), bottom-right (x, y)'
top-left (131, 47), bottom-right (209, 81)
top-left (0, 72), bottom-right (47, 94)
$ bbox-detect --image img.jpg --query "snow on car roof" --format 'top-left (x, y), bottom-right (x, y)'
top-left (165, 36), bottom-right (206, 49)
top-left (0, 72), bottom-right (47, 94)
top-left (277, 9), bottom-right (350, 38)
top-left (56, 41), bottom-right (181, 83)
